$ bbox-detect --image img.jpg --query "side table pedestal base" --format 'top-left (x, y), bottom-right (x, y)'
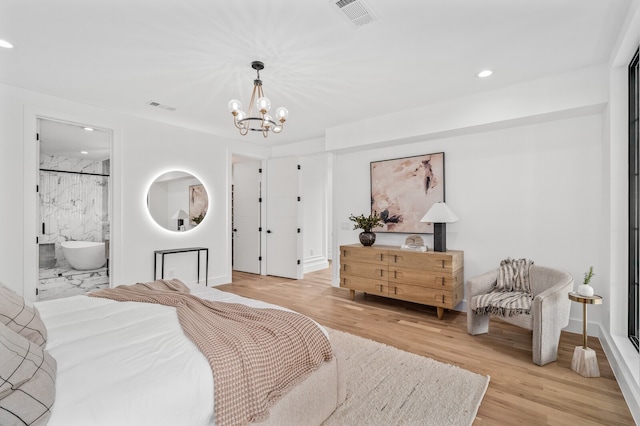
top-left (571, 346), bottom-right (600, 378)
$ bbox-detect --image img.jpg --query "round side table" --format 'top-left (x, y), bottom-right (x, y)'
top-left (568, 292), bottom-right (602, 378)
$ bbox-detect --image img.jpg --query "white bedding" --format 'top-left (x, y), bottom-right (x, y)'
top-left (35, 283), bottom-right (313, 426)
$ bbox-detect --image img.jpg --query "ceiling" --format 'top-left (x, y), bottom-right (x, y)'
top-left (0, 0), bottom-right (632, 148)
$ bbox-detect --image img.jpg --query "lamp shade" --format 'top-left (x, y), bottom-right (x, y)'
top-left (420, 202), bottom-right (459, 223)
top-left (171, 209), bottom-right (189, 220)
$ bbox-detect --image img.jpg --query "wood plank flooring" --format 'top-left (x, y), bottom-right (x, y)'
top-left (217, 267), bottom-right (635, 425)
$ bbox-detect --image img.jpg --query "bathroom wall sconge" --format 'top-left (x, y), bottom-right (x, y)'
top-left (420, 202), bottom-right (459, 252)
top-left (171, 209), bottom-right (189, 231)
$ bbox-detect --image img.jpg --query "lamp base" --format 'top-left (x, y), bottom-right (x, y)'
top-left (433, 223), bottom-right (447, 252)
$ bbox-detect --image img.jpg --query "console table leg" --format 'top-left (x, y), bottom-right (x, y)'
top-left (349, 289), bottom-right (355, 300)
top-left (437, 307), bottom-right (444, 320)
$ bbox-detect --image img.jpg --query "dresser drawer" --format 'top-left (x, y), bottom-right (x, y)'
top-left (340, 275), bottom-right (388, 296)
top-left (341, 261), bottom-right (387, 280)
top-left (387, 249), bottom-right (463, 273)
top-left (388, 267), bottom-right (463, 290)
top-left (340, 246), bottom-right (388, 266)
top-left (386, 283), bottom-right (464, 309)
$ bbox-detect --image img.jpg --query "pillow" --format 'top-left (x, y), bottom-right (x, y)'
top-left (0, 323), bottom-right (56, 426)
top-left (0, 282), bottom-right (47, 348)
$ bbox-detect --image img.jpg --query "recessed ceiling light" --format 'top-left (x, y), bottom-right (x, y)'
top-left (80, 151), bottom-right (89, 155)
top-left (83, 127), bottom-right (94, 131)
top-left (0, 40), bottom-right (13, 49)
top-left (477, 70), bottom-right (493, 78)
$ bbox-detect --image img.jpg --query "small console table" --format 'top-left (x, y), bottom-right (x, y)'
top-left (568, 292), bottom-right (602, 377)
top-left (154, 247), bottom-right (209, 286)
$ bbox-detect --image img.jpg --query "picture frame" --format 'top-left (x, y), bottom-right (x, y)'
top-left (370, 152), bottom-right (445, 233)
top-left (189, 184), bottom-right (208, 226)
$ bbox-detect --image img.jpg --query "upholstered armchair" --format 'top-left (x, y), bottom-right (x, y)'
top-left (466, 265), bottom-right (574, 366)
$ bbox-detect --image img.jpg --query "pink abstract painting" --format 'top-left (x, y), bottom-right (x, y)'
top-left (370, 152), bottom-right (445, 233)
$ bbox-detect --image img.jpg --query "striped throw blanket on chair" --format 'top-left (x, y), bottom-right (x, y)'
top-left (471, 258), bottom-right (534, 317)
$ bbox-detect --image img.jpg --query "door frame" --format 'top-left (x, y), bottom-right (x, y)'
top-left (23, 106), bottom-right (118, 303)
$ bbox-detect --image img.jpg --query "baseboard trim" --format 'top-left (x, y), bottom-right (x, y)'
top-left (304, 255), bottom-right (329, 274)
top-left (198, 274), bottom-right (231, 287)
top-left (597, 327), bottom-right (640, 424)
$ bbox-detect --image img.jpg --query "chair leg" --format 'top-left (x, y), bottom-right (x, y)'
top-left (533, 322), bottom-right (561, 366)
top-left (467, 312), bottom-right (490, 335)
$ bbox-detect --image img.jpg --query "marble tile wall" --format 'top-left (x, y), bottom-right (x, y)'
top-left (38, 154), bottom-right (110, 299)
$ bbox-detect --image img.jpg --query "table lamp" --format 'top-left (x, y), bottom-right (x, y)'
top-left (420, 202), bottom-right (459, 252)
top-left (171, 209), bottom-right (189, 231)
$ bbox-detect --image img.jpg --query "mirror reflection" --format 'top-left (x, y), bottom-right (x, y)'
top-left (147, 171), bottom-right (208, 232)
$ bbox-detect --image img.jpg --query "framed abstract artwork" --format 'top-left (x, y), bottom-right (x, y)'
top-left (370, 152), bottom-right (445, 233)
top-left (189, 184), bottom-right (208, 226)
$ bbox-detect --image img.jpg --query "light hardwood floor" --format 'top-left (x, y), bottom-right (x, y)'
top-left (217, 267), bottom-right (634, 425)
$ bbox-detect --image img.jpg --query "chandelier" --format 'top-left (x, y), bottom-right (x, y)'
top-left (228, 61), bottom-right (289, 138)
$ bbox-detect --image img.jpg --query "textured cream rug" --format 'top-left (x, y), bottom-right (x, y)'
top-left (323, 328), bottom-right (490, 426)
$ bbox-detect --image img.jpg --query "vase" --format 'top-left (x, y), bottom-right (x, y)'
top-left (577, 284), bottom-right (594, 297)
top-left (359, 232), bottom-right (376, 246)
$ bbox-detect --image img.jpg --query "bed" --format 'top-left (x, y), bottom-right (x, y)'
top-left (0, 280), bottom-right (345, 426)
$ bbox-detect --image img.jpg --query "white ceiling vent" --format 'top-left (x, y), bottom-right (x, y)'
top-left (146, 100), bottom-right (176, 111)
top-left (330, 0), bottom-right (377, 27)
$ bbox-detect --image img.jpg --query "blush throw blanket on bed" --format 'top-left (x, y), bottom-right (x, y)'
top-left (89, 279), bottom-right (333, 426)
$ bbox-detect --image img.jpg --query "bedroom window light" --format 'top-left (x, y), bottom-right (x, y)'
top-left (628, 47), bottom-right (639, 352)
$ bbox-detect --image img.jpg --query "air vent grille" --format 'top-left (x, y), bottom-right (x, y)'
top-left (331, 0), bottom-right (377, 27)
top-left (146, 101), bottom-right (176, 111)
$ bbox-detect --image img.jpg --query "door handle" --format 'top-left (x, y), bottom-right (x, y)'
top-left (233, 228), bottom-right (238, 232)
top-left (267, 230), bottom-right (272, 233)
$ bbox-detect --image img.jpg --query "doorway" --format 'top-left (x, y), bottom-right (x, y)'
top-left (232, 156), bottom-right (262, 274)
top-left (37, 118), bottom-right (112, 300)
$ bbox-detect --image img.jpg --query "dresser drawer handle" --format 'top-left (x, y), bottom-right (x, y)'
top-left (441, 260), bottom-right (445, 268)
top-left (378, 254), bottom-right (383, 261)
top-left (379, 269), bottom-right (383, 277)
top-left (441, 277), bottom-right (445, 286)
top-left (379, 284), bottom-right (383, 292)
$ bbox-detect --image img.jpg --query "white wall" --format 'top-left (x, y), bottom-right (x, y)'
top-left (0, 82), bottom-right (269, 302)
top-left (333, 113), bottom-right (604, 322)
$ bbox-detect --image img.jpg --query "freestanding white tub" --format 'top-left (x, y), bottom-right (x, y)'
top-left (61, 241), bottom-right (106, 270)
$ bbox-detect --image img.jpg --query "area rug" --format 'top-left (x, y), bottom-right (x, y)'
top-left (322, 328), bottom-right (490, 426)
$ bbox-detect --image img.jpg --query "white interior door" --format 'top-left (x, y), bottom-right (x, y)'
top-left (232, 160), bottom-right (261, 274)
top-left (266, 157), bottom-right (302, 279)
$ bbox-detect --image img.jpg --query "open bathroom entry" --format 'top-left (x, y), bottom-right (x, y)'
top-left (37, 118), bottom-right (112, 301)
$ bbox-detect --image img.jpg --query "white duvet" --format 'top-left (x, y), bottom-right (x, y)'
top-left (34, 284), bottom-right (302, 426)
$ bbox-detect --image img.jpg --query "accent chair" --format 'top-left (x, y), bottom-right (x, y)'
top-left (466, 265), bottom-right (574, 366)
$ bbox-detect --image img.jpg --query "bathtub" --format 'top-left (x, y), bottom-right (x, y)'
top-left (61, 241), bottom-right (107, 271)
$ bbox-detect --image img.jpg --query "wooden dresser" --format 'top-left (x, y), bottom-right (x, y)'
top-left (339, 244), bottom-right (464, 319)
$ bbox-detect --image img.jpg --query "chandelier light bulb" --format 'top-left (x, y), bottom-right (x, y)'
top-left (236, 110), bottom-right (247, 124)
top-left (275, 107), bottom-right (289, 123)
top-left (272, 125), bottom-right (283, 134)
top-left (228, 99), bottom-right (242, 113)
top-left (262, 114), bottom-right (274, 129)
top-left (256, 97), bottom-right (271, 113)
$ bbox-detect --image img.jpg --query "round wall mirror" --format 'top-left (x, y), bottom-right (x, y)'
top-left (147, 171), bottom-right (208, 232)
